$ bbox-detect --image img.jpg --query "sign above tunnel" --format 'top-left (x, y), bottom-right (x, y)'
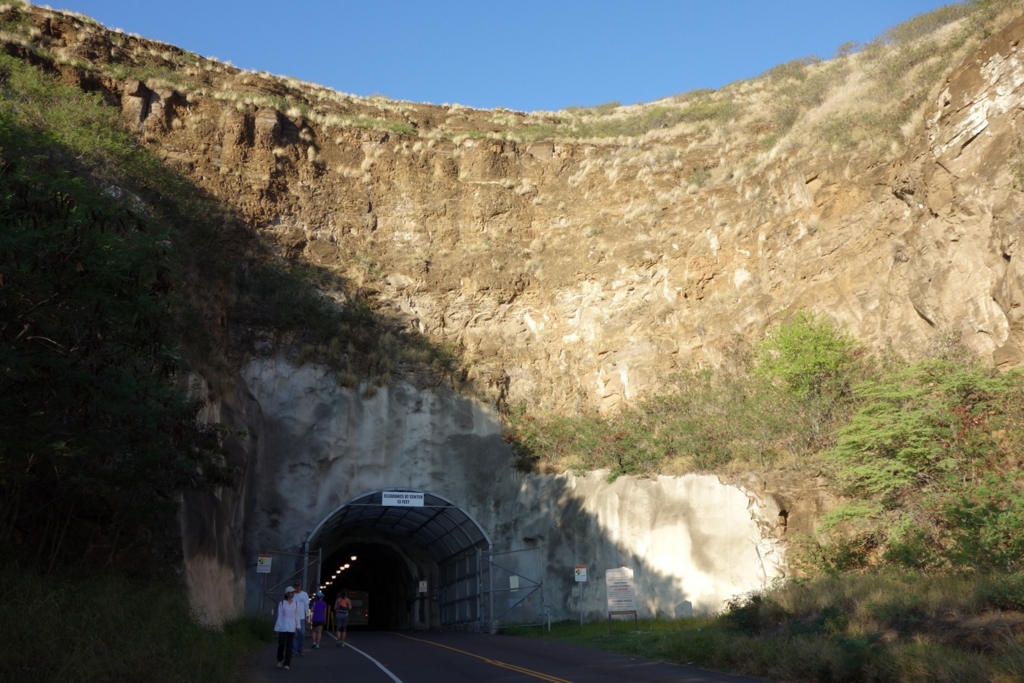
top-left (382, 491), bottom-right (425, 507)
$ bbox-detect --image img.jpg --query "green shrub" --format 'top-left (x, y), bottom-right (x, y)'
top-left (820, 355), bottom-right (1024, 571)
top-left (943, 475), bottom-right (1024, 571)
top-left (755, 312), bottom-right (858, 400)
top-left (974, 573), bottom-right (1024, 611)
top-left (832, 361), bottom-right (1013, 497)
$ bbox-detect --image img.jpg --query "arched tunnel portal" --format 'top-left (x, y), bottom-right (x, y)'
top-left (304, 490), bottom-right (491, 631)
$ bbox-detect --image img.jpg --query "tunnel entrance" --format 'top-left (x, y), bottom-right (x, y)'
top-left (304, 489), bottom-right (491, 631)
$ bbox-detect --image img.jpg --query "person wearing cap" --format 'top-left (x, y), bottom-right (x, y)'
top-left (310, 591), bottom-right (328, 649)
top-left (273, 587), bottom-right (301, 670)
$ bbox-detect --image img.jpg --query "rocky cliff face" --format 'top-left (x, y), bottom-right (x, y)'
top-left (92, 17), bottom-right (1024, 414)
top-left (5, 4), bottom-right (1024, 624)
top-left (895, 16), bottom-right (1024, 367)
top-left (6, 6), bottom-right (1024, 414)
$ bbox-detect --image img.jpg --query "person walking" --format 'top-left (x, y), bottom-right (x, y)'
top-left (310, 592), bottom-right (327, 649)
top-left (274, 587), bottom-right (301, 670)
top-left (334, 589), bottom-right (352, 648)
top-left (292, 582), bottom-right (310, 657)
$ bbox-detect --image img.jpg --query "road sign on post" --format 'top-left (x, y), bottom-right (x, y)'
top-left (574, 565), bottom-right (588, 626)
top-left (257, 554), bottom-right (272, 574)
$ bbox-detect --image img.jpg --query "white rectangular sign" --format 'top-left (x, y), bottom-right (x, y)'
top-left (605, 566), bottom-right (636, 612)
top-left (418, 580), bottom-right (428, 594)
top-left (574, 565), bottom-right (587, 582)
top-left (257, 554), bottom-right (272, 574)
top-left (383, 491), bottom-right (424, 507)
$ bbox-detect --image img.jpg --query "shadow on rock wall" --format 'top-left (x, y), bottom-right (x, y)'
top-left (218, 357), bottom-right (784, 628)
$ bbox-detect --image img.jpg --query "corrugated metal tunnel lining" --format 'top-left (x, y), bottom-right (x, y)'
top-left (305, 489), bottom-right (493, 630)
top-left (306, 489), bottom-right (491, 561)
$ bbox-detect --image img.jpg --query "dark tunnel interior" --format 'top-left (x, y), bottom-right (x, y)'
top-left (301, 491), bottom-right (491, 631)
top-left (318, 541), bottom-right (431, 630)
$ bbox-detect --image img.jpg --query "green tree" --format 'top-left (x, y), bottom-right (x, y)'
top-left (0, 55), bottom-right (230, 573)
top-left (820, 357), bottom-right (1024, 571)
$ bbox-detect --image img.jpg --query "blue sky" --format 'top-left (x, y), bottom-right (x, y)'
top-left (53, 1), bottom-right (961, 112)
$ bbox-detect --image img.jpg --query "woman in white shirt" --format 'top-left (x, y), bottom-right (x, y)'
top-left (273, 587), bottom-right (301, 669)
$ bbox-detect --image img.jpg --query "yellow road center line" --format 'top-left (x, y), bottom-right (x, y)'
top-left (392, 632), bottom-right (574, 683)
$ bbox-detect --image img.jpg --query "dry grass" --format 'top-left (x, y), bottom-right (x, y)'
top-left (7, 0), bottom-right (1020, 161)
top-left (512, 571), bottom-right (1024, 683)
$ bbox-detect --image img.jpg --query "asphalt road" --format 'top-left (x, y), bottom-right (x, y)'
top-left (246, 631), bottom-right (768, 683)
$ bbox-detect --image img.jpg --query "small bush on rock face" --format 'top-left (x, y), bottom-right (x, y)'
top-left (755, 311), bottom-right (859, 401)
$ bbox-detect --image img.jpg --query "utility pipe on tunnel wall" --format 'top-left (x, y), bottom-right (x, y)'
top-left (299, 541), bottom-right (322, 604)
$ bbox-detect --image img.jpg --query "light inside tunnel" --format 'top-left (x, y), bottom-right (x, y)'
top-left (320, 541), bottom-right (416, 629)
top-left (305, 489), bottom-right (491, 630)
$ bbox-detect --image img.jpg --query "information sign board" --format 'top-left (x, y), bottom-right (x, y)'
top-left (257, 554), bottom-right (272, 574)
top-left (574, 565), bottom-right (587, 582)
top-left (382, 491), bottom-right (424, 507)
top-left (605, 566), bottom-right (636, 612)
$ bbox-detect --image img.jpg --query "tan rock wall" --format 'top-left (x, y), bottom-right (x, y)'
top-left (114, 17), bottom-right (1024, 414)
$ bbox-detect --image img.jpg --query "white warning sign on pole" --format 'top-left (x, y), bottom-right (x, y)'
top-left (257, 554), bottom-right (273, 574)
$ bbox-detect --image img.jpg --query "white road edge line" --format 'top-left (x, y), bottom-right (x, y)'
top-left (344, 642), bottom-right (404, 683)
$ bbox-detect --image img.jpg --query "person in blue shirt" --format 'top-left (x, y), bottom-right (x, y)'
top-left (310, 592), bottom-right (328, 649)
